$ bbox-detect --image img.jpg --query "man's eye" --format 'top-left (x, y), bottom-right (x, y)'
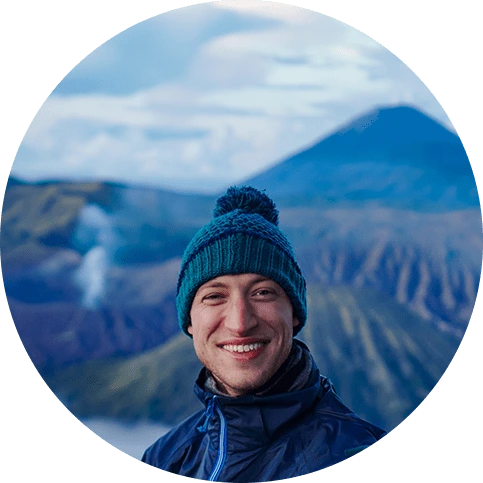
top-left (202, 293), bottom-right (224, 303)
top-left (253, 289), bottom-right (277, 298)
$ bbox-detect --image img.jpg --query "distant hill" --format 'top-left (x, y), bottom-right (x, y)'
top-left (280, 206), bottom-right (481, 336)
top-left (0, 180), bottom-right (108, 273)
top-left (47, 331), bottom-right (202, 426)
top-left (245, 106), bottom-right (478, 210)
top-left (9, 257), bottom-right (182, 373)
top-left (300, 284), bottom-right (460, 430)
top-left (0, 178), bottom-right (214, 273)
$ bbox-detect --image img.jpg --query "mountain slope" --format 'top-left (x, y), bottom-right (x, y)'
top-left (245, 106), bottom-right (477, 210)
top-left (0, 178), bottom-right (215, 273)
top-left (300, 284), bottom-right (460, 430)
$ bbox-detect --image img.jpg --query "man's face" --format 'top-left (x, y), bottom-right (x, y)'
top-left (188, 273), bottom-right (299, 397)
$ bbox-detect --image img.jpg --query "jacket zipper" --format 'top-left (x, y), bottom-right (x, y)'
top-left (208, 396), bottom-right (227, 482)
top-left (197, 397), bottom-right (216, 433)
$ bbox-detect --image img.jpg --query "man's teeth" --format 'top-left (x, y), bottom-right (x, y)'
top-left (223, 342), bottom-right (264, 353)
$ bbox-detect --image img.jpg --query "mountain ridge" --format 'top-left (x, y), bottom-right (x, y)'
top-left (244, 105), bottom-right (477, 210)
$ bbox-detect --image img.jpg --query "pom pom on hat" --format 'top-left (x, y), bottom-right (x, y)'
top-left (213, 186), bottom-right (279, 225)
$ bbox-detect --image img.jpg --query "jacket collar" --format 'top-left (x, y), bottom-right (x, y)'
top-left (193, 341), bottom-right (323, 449)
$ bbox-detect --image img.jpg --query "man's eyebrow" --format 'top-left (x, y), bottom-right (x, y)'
top-left (250, 276), bottom-right (272, 285)
top-left (199, 277), bottom-right (273, 290)
top-left (199, 281), bottom-right (228, 289)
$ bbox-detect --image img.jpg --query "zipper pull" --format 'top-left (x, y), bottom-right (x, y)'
top-left (197, 396), bottom-right (216, 433)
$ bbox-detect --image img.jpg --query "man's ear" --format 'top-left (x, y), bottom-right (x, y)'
top-left (187, 325), bottom-right (193, 335)
top-left (292, 318), bottom-right (299, 328)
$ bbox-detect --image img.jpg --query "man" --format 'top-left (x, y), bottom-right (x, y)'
top-left (142, 186), bottom-right (385, 482)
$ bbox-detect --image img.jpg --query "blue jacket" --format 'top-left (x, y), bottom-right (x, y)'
top-left (142, 361), bottom-right (386, 482)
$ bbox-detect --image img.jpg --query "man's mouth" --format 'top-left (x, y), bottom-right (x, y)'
top-left (221, 342), bottom-right (267, 353)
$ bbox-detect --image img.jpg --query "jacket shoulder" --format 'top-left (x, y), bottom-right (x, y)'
top-left (142, 409), bottom-right (205, 470)
top-left (309, 384), bottom-right (386, 463)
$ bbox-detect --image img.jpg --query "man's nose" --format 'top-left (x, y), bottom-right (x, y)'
top-left (224, 296), bottom-right (258, 334)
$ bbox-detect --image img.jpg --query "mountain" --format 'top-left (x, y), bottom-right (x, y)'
top-left (244, 106), bottom-right (478, 210)
top-left (299, 284), bottom-right (460, 430)
top-left (46, 284), bottom-right (460, 432)
top-left (47, 330), bottom-right (202, 426)
top-left (9, 293), bottom-right (179, 375)
top-left (0, 180), bottom-right (108, 274)
top-left (8, 257), bottom-right (186, 373)
top-left (0, 179), bottom-right (214, 274)
top-left (280, 206), bottom-right (481, 336)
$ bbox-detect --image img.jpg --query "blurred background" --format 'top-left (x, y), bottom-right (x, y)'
top-left (1, 0), bottom-right (481, 459)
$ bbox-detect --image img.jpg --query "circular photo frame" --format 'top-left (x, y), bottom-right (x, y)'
top-left (1, 1), bottom-right (481, 482)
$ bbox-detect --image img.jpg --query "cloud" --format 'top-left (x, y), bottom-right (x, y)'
top-left (11, 1), bottom-right (453, 193)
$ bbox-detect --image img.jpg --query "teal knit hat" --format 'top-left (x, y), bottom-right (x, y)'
top-left (176, 186), bottom-right (307, 337)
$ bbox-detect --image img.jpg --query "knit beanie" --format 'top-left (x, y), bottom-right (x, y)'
top-left (176, 186), bottom-right (307, 337)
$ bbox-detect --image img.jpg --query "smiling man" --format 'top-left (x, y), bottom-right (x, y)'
top-left (142, 186), bottom-right (385, 482)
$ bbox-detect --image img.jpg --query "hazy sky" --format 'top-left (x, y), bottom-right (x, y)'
top-left (11, 0), bottom-right (452, 193)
